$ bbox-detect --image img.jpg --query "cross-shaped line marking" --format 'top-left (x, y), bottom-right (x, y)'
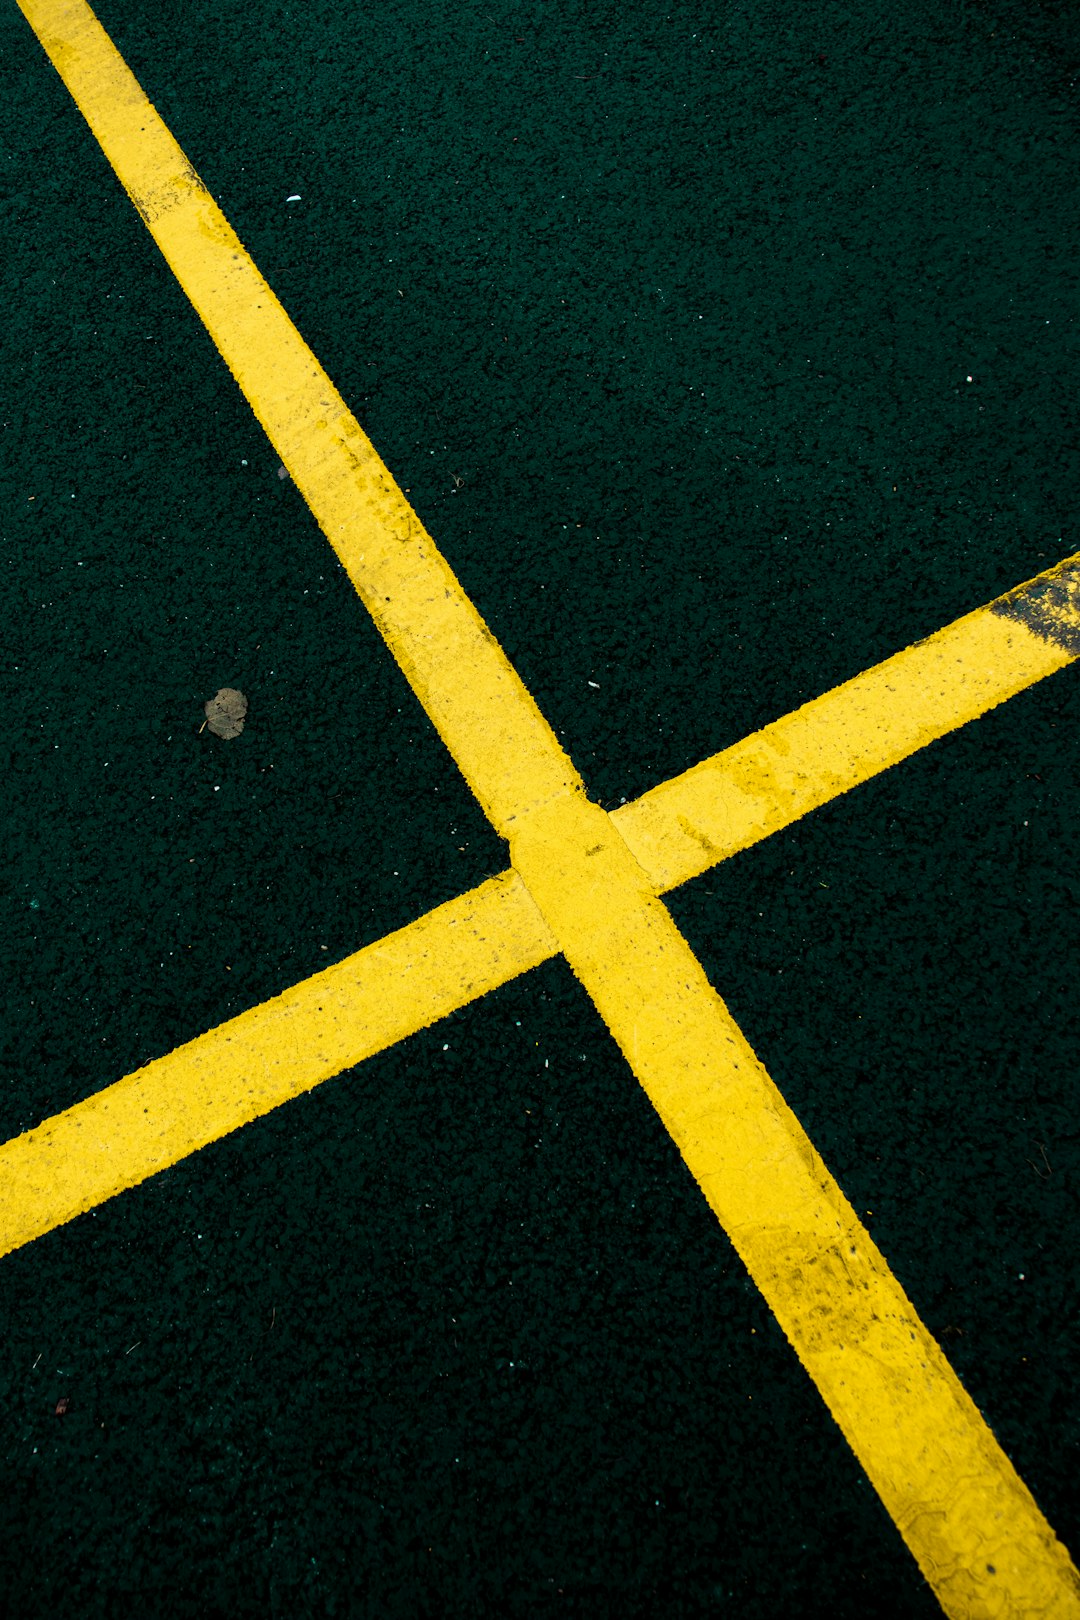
top-left (14, 3), bottom-right (1080, 1615)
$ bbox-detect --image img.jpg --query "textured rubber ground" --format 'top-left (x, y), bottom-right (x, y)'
top-left (1, 0), bottom-right (1078, 1615)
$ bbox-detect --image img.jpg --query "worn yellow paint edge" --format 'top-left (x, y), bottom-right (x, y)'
top-left (0, 871), bottom-right (554, 1260)
top-left (16, 3), bottom-right (1080, 1613)
top-left (616, 554), bottom-right (1080, 892)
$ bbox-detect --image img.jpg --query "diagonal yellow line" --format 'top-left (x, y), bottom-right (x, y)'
top-left (15, 2), bottom-right (1080, 1615)
top-left (0, 872), bottom-right (555, 1257)
top-left (22, 0), bottom-right (578, 839)
top-left (3, 551), bottom-right (1077, 1261)
top-left (616, 556), bottom-right (1080, 889)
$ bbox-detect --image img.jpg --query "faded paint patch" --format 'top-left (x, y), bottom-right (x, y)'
top-left (991, 555), bottom-right (1080, 654)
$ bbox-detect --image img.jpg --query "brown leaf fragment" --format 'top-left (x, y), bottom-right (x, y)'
top-left (204, 687), bottom-right (248, 739)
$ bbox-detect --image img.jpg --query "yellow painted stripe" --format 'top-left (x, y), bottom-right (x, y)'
top-left (18, 0), bottom-right (578, 837)
top-left (0, 871), bottom-right (554, 1259)
top-left (4, 556), bottom-right (1078, 1261)
top-left (509, 793), bottom-right (1080, 1620)
top-left (615, 556), bottom-right (1080, 891)
top-left (18, 3), bottom-right (1080, 1613)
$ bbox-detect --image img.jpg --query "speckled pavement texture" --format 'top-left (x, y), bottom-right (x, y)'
top-left (0, 1), bottom-right (1077, 1614)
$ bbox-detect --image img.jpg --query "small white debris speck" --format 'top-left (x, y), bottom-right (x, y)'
top-left (587, 680), bottom-right (600, 688)
top-left (286, 194), bottom-right (302, 202)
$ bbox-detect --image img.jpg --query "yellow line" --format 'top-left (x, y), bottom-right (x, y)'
top-left (0, 872), bottom-right (554, 1259)
top-left (508, 793), bottom-right (1080, 1620)
top-left (17, 3), bottom-right (1080, 1614)
top-left (19, 0), bottom-right (576, 838)
top-left (4, 556), bottom-right (1078, 1261)
top-left (616, 557), bottom-right (1080, 891)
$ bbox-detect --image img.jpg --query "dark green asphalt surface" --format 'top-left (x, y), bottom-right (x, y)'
top-left (2, 0), bottom-right (1079, 1614)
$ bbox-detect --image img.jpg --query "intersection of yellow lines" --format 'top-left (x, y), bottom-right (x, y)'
top-left (13, 2), bottom-right (1080, 1616)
